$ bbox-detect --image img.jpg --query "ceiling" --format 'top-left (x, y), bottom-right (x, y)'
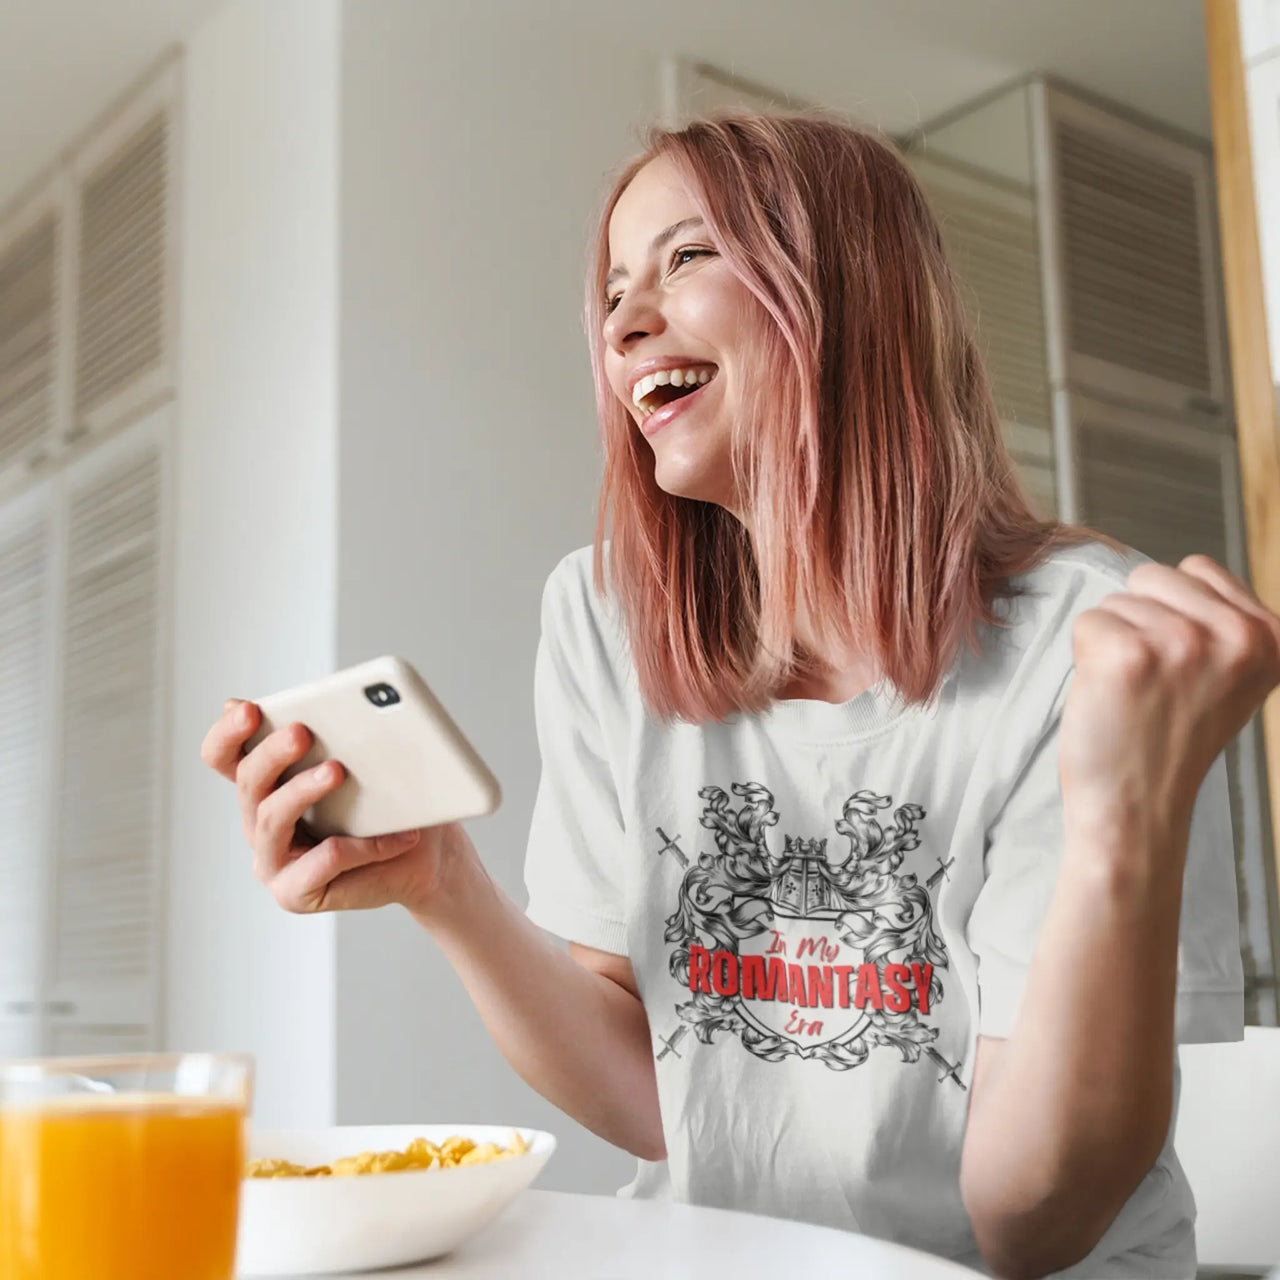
top-left (573, 0), bottom-right (1211, 142)
top-left (0, 0), bottom-right (1211, 214)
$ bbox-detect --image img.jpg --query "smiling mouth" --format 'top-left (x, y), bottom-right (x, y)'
top-left (638, 377), bottom-right (715, 437)
top-left (633, 366), bottom-right (719, 419)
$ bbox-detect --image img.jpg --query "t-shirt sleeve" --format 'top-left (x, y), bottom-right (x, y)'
top-left (522, 560), bottom-right (630, 955)
top-left (966, 688), bottom-right (1245, 1045)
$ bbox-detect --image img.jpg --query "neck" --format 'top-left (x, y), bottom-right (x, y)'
top-left (776, 657), bottom-right (878, 705)
top-left (738, 513), bottom-right (878, 705)
top-left (781, 604), bottom-right (879, 705)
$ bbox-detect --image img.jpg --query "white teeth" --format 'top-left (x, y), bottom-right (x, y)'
top-left (630, 365), bottom-right (717, 412)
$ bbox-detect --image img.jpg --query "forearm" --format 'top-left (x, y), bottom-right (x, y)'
top-left (411, 840), bottom-right (665, 1162)
top-left (961, 809), bottom-right (1188, 1278)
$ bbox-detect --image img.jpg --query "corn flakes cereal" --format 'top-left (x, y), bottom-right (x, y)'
top-left (245, 1130), bottom-right (530, 1179)
top-left (244, 1158), bottom-right (332, 1178)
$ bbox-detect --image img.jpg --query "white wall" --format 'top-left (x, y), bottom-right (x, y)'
top-left (171, 0), bottom-right (657, 1192)
top-left (170, 0), bottom-right (341, 1127)
top-left (1242, 0), bottom-right (1280, 384)
top-left (333, 1), bottom-right (655, 1192)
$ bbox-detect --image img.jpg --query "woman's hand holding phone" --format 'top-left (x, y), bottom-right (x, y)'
top-left (201, 697), bottom-right (667, 1161)
top-left (200, 699), bottom-right (473, 917)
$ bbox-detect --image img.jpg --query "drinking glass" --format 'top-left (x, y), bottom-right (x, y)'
top-left (0, 1051), bottom-right (253, 1280)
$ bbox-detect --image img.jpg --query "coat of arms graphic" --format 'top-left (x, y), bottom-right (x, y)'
top-left (658, 782), bottom-right (963, 1085)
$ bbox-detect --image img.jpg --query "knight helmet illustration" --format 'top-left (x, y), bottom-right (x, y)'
top-left (769, 836), bottom-right (845, 919)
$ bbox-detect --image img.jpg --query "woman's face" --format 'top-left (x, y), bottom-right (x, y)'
top-left (603, 155), bottom-right (765, 515)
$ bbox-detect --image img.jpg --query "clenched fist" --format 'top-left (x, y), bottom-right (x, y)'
top-left (1059, 554), bottom-right (1280, 843)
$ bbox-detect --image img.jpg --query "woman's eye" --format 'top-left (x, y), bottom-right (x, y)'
top-left (604, 248), bottom-right (710, 314)
top-left (671, 247), bottom-right (711, 271)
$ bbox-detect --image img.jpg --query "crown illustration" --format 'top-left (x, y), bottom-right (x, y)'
top-left (769, 835), bottom-right (844, 919)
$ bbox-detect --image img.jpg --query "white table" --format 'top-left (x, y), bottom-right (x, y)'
top-left (270, 1189), bottom-right (985, 1278)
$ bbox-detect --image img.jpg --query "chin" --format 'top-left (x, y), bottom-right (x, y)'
top-left (652, 464), bottom-right (734, 509)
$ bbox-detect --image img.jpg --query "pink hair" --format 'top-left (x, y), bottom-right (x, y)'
top-left (584, 111), bottom-right (1113, 724)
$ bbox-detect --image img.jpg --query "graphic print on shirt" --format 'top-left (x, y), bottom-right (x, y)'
top-left (658, 782), bottom-right (962, 1085)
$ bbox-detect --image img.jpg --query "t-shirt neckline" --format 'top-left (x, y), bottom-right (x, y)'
top-left (756, 676), bottom-right (916, 743)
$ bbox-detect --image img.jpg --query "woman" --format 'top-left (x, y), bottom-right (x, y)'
top-left (202, 113), bottom-right (1280, 1278)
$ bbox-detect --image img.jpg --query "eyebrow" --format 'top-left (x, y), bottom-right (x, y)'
top-left (605, 217), bottom-right (706, 292)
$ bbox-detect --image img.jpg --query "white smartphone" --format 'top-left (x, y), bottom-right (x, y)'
top-left (245, 655), bottom-right (502, 840)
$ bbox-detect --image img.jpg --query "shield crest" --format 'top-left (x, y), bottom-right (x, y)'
top-left (660, 781), bottom-right (951, 1073)
top-left (735, 911), bottom-right (871, 1052)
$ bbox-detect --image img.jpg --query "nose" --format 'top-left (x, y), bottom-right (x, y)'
top-left (603, 281), bottom-right (665, 354)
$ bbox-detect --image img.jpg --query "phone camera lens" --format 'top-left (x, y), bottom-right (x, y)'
top-left (364, 682), bottom-right (401, 708)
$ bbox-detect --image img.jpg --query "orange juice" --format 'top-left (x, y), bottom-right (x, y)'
top-left (0, 1092), bottom-right (246, 1280)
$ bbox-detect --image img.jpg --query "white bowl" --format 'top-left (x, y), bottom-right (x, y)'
top-left (236, 1123), bottom-right (556, 1275)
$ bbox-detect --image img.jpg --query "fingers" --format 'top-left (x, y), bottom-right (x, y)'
top-left (1078, 557), bottom-right (1280, 709)
top-left (1126, 559), bottom-right (1235, 630)
top-left (1089, 591), bottom-right (1209, 675)
top-left (1128, 556), bottom-right (1280, 676)
top-left (234, 720), bottom-right (316, 842)
top-left (267, 830), bottom-right (421, 914)
top-left (1178, 555), bottom-right (1280, 664)
top-left (252, 759), bottom-right (347, 881)
top-left (199, 698), bottom-right (261, 782)
top-left (1132, 556), bottom-right (1280, 636)
top-left (1071, 603), bottom-right (1153, 682)
top-left (203, 693), bottom-right (432, 918)
top-left (1177, 553), bottom-right (1272, 617)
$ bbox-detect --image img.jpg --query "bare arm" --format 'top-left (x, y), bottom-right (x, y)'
top-left (960, 827), bottom-right (1184, 1280)
top-left (961, 556), bottom-right (1280, 1279)
top-left (413, 842), bottom-right (665, 1161)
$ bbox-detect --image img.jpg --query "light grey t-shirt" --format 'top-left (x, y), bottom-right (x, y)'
top-left (523, 540), bottom-right (1245, 1278)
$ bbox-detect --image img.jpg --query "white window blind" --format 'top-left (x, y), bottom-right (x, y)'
top-left (1057, 122), bottom-right (1212, 395)
top-left (0, 213), bottom-right (57, 478)
top-left (0, 485), bottom-right (52, 1060)
top-left (908, 153), bottom-right (1056, 518)
top-left (46, 428), bottom-right (164, 1046)
top-left (74, 114), bottom-right (168, 427)
top-left (1046, 85), bottom-right (1228, 421)
top-left (0, 60), bottom-right (177, 1060)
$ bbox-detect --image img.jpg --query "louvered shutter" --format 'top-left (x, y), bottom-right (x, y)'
top-left (0, 213), bottom-right (57, 481)
top-left (908, 75), bottom-right (1276, 1019)
top-left (0, 62), bottom-right (178, 1061)
top-left (47, 1024), bottom-right (153, 1056)
top-left (1076, 414), bottom-right (1228, 566)
top-left (1048, 89), bottom-right (1227, 419)
top-left (1073, 394), bottom-right (1274, 1020)
top-left (0, 487), bottom-right (53, 1060)
top-left (73, 112), bottom-right (170, 436)
top-left (908, 155), bottom-right (1056, 517)
top-left (45, 412), bottom-right (166, 1049)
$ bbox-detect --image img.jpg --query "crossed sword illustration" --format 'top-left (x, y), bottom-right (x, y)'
top-left (654, 830), bottom-right (964, 1089)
